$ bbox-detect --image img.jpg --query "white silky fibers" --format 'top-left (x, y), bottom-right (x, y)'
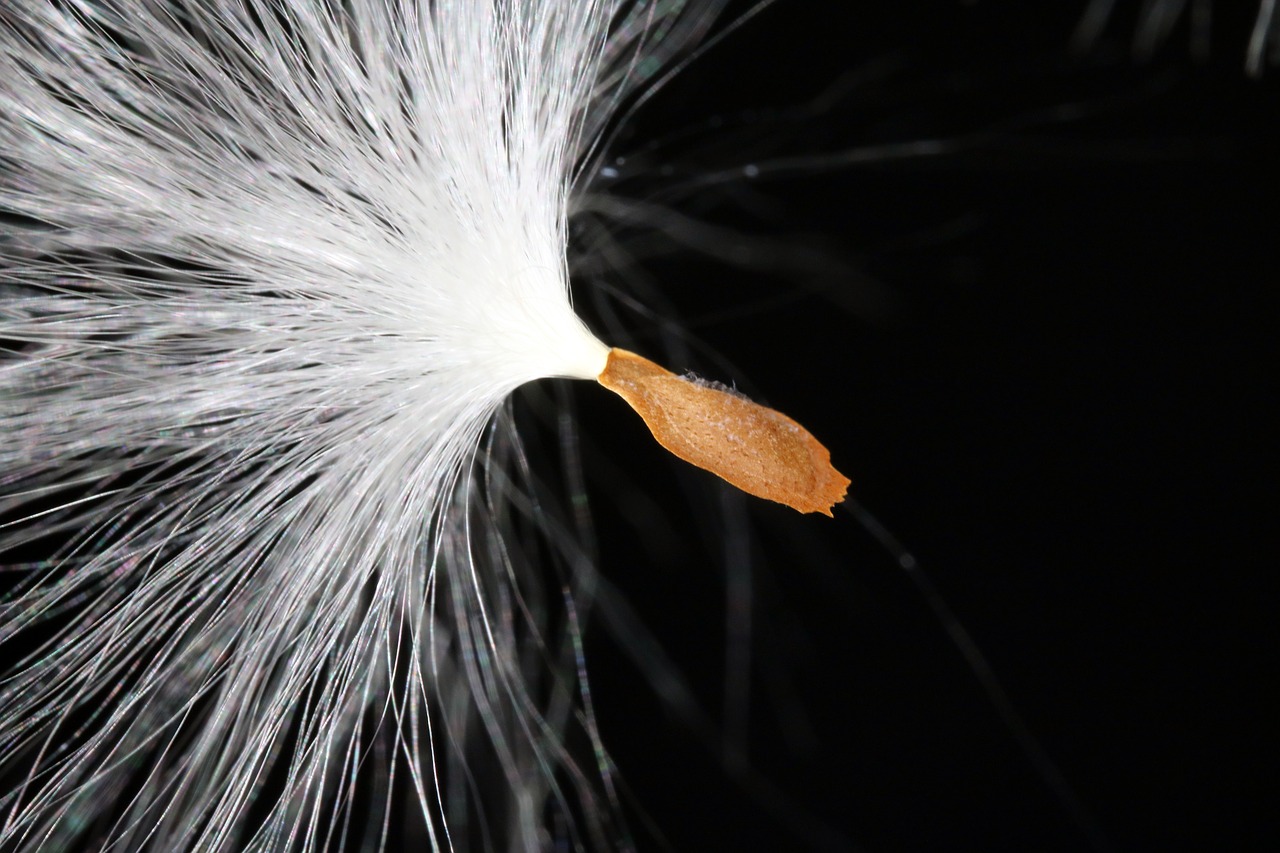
top-left (0, 1), bottom-right (725, 849)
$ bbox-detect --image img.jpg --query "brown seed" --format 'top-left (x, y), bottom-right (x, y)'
top-left (597, 348), bottom-right (849, 516)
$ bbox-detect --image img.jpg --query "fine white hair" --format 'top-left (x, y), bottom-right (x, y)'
top-left (0, 1), bottom-right (724, 849)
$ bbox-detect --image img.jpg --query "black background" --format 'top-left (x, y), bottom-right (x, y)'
top-left (3, 1), bottom-right (1272, 850)
top-left (567, 2), bottom-right (1275, 850)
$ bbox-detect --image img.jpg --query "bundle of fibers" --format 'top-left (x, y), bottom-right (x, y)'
top-left (0, 1), bottom-right (834, 849)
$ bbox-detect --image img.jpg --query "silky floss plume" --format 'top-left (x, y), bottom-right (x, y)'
top-left (0, 2), bottom-right (845, 851)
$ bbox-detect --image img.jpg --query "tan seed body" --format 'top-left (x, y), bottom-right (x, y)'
top-left (597, 348), bottom-right (849, 516)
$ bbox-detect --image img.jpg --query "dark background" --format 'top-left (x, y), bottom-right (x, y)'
top-left (568, 2), bottom-right (1275, 850)
top-left (5, 1), bottom-right (1269, 850)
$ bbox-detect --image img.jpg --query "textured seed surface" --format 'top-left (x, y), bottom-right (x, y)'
top-left (598, 348), bottom-right (850, 515)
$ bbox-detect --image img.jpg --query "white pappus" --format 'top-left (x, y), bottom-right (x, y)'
top-left (0, 1), bottom-right (738, 850)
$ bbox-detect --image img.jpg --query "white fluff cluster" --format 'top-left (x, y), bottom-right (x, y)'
top-left (0, 1), bottom-right (720, 849)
